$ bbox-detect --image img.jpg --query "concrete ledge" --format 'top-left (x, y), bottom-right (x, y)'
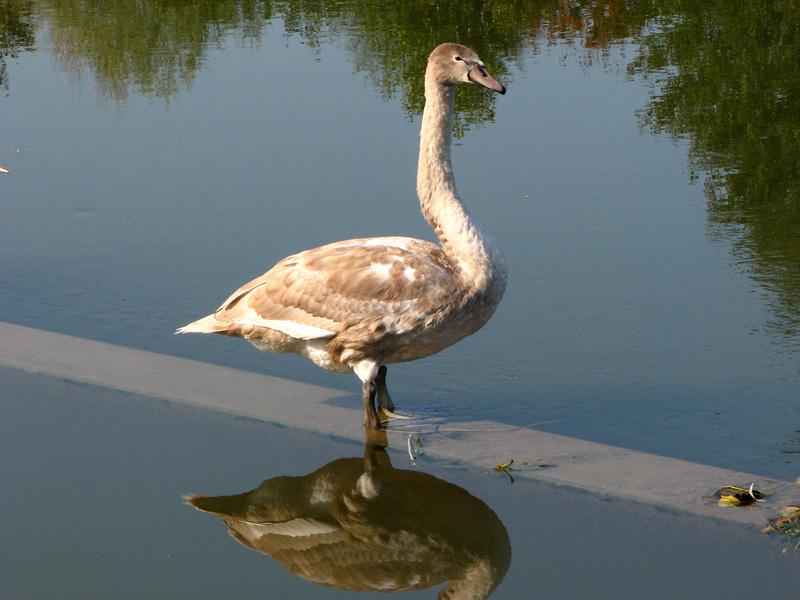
top-left (1, 321), bottom-right (795, 527)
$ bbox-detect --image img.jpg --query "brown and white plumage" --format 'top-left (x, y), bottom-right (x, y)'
top-left (178, 43), bottom-right (507, 428)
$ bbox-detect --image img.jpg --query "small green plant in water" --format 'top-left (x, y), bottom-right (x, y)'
top-left (493, 459), bottom-right (517, 483)
top-left (492, 459), bottom-right (550, 484)
top-left (406, 433), bottom-right (425, 462)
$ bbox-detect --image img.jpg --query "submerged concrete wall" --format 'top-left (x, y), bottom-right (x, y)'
top-left (1, 321), bottom-right (794, 527)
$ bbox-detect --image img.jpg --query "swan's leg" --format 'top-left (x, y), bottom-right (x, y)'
top-left (362, 380), bottom-right (381, 429)
top-left (375, 365), bottom-right (395, 412)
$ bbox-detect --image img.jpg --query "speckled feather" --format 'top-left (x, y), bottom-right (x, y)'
top-left (188, 234), bottom-right (498, 367)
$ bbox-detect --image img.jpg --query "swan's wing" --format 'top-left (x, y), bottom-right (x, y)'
top-left (211, 237), bottom-right (458, 339)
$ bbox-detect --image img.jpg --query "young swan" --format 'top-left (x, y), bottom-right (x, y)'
top-left (178, 43), bottom-right (507, 428)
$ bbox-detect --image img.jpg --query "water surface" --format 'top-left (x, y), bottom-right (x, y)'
top-left (3, 368), bottom-right (798, 598)
top-left (2, 1), bottom-right (798, 481)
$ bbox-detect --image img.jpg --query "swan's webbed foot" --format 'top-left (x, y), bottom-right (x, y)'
top-left (362, 380), bottom-right (382, 429)
top-left (375, 365), bottom-right (395, 412)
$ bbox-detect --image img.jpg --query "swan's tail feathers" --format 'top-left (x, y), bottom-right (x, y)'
top-left (176, 314), bottom-right (229, 334)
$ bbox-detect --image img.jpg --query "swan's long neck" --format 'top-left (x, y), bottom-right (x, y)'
top-left (416, 77), bottom-right (506, 293)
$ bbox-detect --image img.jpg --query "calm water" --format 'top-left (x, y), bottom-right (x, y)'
top-left (3, 368), bottom-right (799, 598)
top-left (3, 0), bottom-right (799, 483)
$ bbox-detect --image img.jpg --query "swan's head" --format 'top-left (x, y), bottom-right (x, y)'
top-left (427, 43), bottom-right (506, 95)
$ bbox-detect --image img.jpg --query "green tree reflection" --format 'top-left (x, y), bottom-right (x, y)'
top-left (5, 0), bottom-right (648, 126)
top-left (631, 0), bottom-right (800, 350)
top-left (13, 0), bottom-right (649, 129)
top-left (41, 0), bottom-right (271, 104)
top-left (30, 0), bottom-right (544, 130)
top-left (0, 0), bottom-right (36, 91)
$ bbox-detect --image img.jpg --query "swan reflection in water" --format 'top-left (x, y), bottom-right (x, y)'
top-left (186, 431), bottom-right (511, 599)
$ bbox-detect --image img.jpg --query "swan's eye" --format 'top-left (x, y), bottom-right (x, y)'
top-left (454, 56), bottom-right (462, 61)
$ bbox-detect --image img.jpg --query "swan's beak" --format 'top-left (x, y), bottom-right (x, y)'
top-left (468, 64), bottom-right (506, 95)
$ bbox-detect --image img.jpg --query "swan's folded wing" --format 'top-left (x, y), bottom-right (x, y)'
top-left (212, 237), bottom-right (459, 337)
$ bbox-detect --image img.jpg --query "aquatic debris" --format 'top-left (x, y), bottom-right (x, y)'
top-left (761, 505), bottom-right (800, 552)
top-left (713, 483), bottom-right (767, 507)
top-left (493, 459), bottom-right (518, 484)
top-left (0, 167), bottom-right (9, 174)
top-left (406, 433), bottom-right (425, 462)
top-left (493, 459), bottom-right (516, 473)
top-left (492, 459), bottom-right (550, 484)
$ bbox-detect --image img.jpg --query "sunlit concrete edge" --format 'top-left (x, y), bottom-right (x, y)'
top-left (1, 321), bottom-right (794, 528)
